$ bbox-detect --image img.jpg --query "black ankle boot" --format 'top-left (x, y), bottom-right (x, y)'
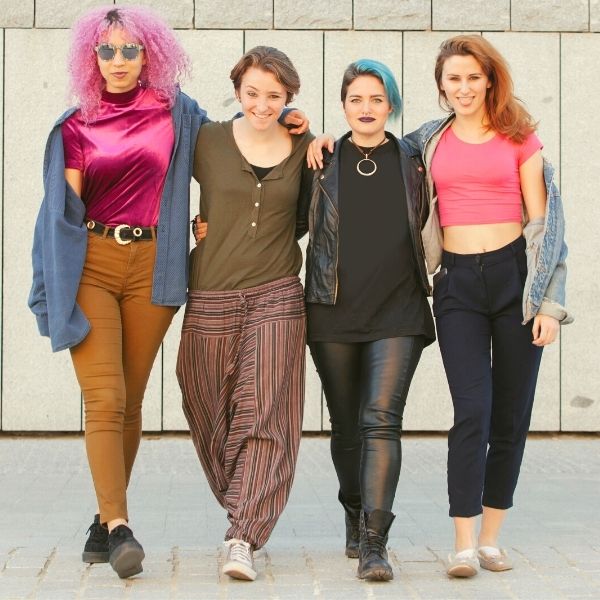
top-left (357, 509), bottom-right (395, 581)
top-left (339, 493), bottom-right (361, 558)
top-left (82, 514), bottom-right (109, 563)
top-left (108, 525), bottom-right (145, 579)
top-left (343, 506), bottom-right (361, 558)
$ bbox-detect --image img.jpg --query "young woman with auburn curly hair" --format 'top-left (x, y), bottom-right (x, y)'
top-left (406, 35), bottom-right (572, 577)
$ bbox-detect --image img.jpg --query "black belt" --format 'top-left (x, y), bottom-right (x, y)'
top-left (86, 220), bottom-right (155, 245)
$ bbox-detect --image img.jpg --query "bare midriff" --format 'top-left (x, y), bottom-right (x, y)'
top-left (442, 222), bottom-right (523, 254)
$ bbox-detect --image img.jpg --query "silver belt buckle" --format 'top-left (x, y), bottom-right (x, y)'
top-left (114, 224), bottom-right (132, 245)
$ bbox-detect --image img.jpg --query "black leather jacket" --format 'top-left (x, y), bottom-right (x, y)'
top-left (305, 131), bottom-right (431, 304)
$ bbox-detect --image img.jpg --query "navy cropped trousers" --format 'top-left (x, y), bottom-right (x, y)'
top-left (433, 237), bottom-right (543, 517)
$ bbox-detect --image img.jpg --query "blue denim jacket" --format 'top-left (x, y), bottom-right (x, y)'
top-left (28, 91), bottom-right (208, 352)
top-left (403, 115), bottom-right (573, 325)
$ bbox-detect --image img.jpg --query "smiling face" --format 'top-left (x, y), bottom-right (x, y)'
top-left (439, 54), bottom-right (491, 122)
top-left (96, 28), bottom-right (145, 94)
top-left (236, 67), bottom-right (288, 131)
top-left (342, 74), bottom-right (392, 145)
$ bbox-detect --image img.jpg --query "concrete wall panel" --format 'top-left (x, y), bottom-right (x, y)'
top-left (195, 1), bottom-right (272, 29)
top-left (354, 0), bottom-right (430, 30)
top-left (592, 0), bottom-right (600, 31)
top-left (3, 29), bottom-right (81, 430)
top-left (324, 32), bottom-right (403, 139)
top-left (433, 1), bottom-right (509, 31)
top-left (0, 0), bottom-right (34, 27)
top-left (274, 0), bottom-right (352, 29)
top-left (511, 0), bottom-right (589, 32)
top-left (116, 0), bottom-right (194, 29)
top-left (403, 339), bottom-right (453, 431)
top-left (560, 34), bottom-right (600, 431)
top-left (0, 30), bottom-right (3, 427)
top-left (35, 0), bottom-right (109, 29)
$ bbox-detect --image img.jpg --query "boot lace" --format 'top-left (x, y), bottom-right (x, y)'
top-left (365, 530), bottom-right (387, 557)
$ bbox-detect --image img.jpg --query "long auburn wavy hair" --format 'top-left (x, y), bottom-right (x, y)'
top-left (68, 6), bottom-right (191, 122)
top-left (434, 35), bottom-right (536, 143)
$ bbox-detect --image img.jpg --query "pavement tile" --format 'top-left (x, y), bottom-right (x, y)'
top-left (0, 435), bottom-right (598, 599)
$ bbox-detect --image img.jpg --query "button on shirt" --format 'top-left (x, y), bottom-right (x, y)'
top-left (189, 120), bottom-right (313, 291)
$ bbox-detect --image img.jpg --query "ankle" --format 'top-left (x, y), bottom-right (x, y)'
top-left (478, 537), bottom-right (499, 549)
top-left (107, 518), bottom-right (128, 533)
top-left (454, 533), bottom-right (476, 552)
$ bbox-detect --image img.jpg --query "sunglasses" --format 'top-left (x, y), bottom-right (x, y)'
top-left (95, 43), bottom-right (144, 61)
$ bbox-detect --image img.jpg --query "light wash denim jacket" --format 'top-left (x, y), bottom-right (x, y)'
top-left (28, 91), bottom-right (208, 352)
top-left (403, 115), bottom-right (573, 325)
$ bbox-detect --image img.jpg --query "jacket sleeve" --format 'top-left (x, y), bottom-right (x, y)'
top-left (538, 241), bottom-right (571, 323)
top-left (400, 128), bottom-right (424, 156)
top-left (28, 200), bottom-right (49, 336)
top-left (295, 146), bottom-right (315, 240)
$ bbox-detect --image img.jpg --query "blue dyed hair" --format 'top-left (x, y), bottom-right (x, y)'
top-left (340, 59), bottom-right (402, 120)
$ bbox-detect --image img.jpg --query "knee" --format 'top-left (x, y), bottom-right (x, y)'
top-left (359, 406), bottom-right (403, 440)
top-left (453, 395), bottom-right (490, 429)
top-left (83, 387), bottom-right (127, 430)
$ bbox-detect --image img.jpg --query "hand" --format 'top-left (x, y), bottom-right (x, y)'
top-left (532, 314), bottom-right (559, 346)
top-left (307, 133), bottom-right (335, 170)
top-left (284, 109), bottom-right (309, 135)
top-left (191, 214), bottom-right (207, 245)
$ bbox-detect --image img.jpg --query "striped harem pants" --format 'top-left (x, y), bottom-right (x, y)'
top-left (176, 276), bottom-right (306, 549)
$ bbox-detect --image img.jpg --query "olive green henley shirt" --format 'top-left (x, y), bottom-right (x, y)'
top-left (189, 120), bottom-right (313, 291)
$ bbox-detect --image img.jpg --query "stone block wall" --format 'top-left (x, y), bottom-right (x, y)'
top-left (0, 1), bottom-right (598, 432)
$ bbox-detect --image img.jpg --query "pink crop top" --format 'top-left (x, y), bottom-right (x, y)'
top-left (430, 127), bottom-right (542, 227)
top-left (62, 85), bottom-right (174, 227)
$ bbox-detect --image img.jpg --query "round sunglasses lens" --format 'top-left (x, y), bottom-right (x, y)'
top-left (121, 46), bottom-right (140, 60)
top-left (97, 45), bottom-right (115, 61)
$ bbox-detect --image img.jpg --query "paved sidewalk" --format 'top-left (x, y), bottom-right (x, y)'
top-left (1, 434), bottom-right (599, 599)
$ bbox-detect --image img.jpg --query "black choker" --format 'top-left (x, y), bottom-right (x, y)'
top-left (348, 137), bottom-right (387, 176)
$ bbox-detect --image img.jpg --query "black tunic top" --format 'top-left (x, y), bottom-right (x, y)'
top-left (307, 137), bottom-right (435, 345)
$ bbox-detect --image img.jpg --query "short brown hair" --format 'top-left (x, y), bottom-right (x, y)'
top-left (230, 46), bottom-right (300, 105)
top-left (435, 35), bottom-right (536, 143)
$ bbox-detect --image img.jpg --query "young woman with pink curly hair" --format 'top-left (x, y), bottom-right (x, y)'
top-left (28, 5), bottom-right (203, 579)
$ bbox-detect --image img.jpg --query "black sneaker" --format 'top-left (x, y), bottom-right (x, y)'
top-left (82, 514), bottom-right (109, 563)
top-left (108, 524), bottom-right (145, 579)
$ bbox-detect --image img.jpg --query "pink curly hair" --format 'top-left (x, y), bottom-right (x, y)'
top-left (68, 5), bottom-right (191, 121)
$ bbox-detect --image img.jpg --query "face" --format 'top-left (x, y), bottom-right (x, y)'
top-left (237, 67), bottom-right (288, 131)
top-left (343, 75), bottom-right (392, 143)
top-left (439, 54), bottom-right (491, 120)
top-left (96, 28), bottom-right (146, 94)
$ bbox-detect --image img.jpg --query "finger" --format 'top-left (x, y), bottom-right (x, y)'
top-left (531, 320), bottom-right (541, 343)
top-left (327, 139), bottom-right (334, 153)
top-left (313, 145), bottom-right (324, 169)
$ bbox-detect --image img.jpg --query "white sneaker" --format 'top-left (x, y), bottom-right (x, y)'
top-left (222, 539), bottom-right (256, 581)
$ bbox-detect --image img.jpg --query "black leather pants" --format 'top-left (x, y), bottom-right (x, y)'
top-left (309, 336), bottom-right (424, 513)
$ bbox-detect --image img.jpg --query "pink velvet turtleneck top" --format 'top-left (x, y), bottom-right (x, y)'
top-left (61, 85), bottom-right (175, 227)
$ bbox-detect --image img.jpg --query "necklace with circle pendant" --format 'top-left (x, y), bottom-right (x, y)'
top-left (349, 136), bottom-right (387, 176)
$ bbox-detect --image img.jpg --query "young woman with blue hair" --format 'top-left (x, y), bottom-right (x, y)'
top-left (304, 59), bottom-right (435, 581)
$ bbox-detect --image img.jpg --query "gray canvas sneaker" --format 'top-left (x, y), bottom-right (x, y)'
top-left (222, 539), bottom-right (257, 581)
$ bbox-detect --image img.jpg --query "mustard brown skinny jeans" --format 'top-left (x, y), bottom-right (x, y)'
top-left (70, 233), bottom-right (176, 524)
